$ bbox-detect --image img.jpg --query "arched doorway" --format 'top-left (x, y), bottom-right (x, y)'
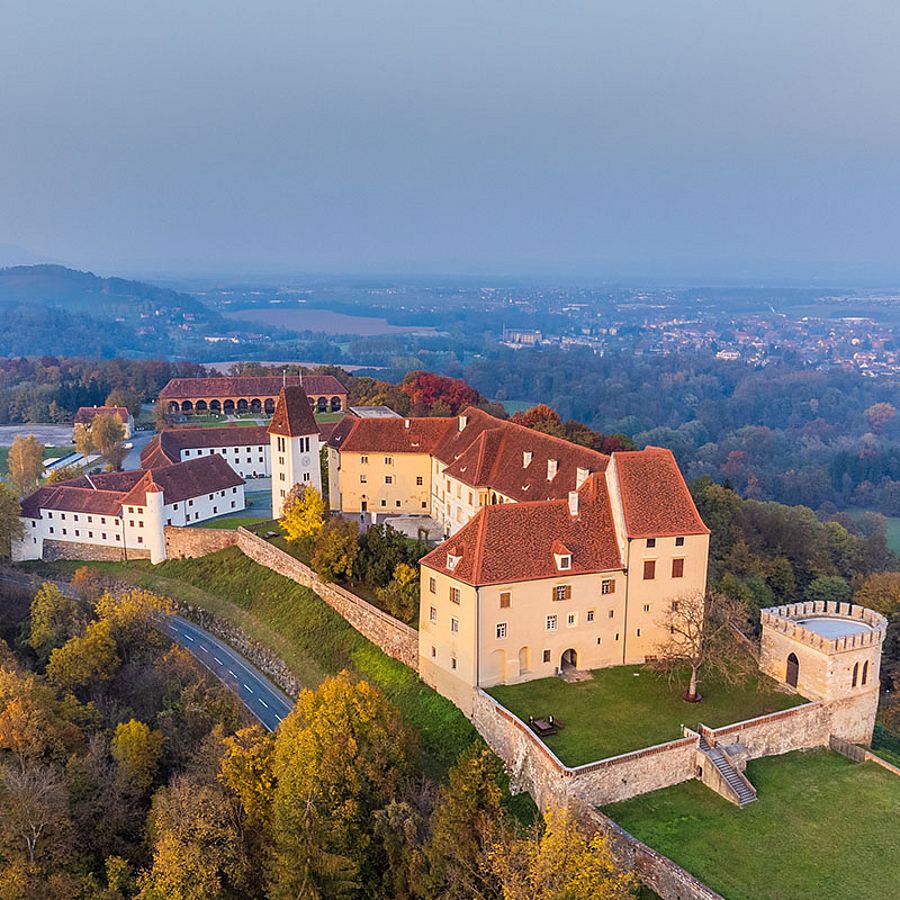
top-left (210, 400), bottom-right (221, 414)
top-left (167, 401), bottom-right (179, 414)
top-left (195, 400), bottom-right (208, 412)
top-left (250, 398), bottom-right (262, 414)
top-left (786, 652), bottom-right (799, 688)
top-left (223, 399), bottom-right (235, 415)
top-left (561, 648), bottom-right (577, 673)
top-left (237, 399), bottom-right (249, 414)
top-left (317, 396), bottom-right (327, 412)
top-left (518, 646), bottom-right (530, 676)
top-left (181, 400), bottom-right (193, 414)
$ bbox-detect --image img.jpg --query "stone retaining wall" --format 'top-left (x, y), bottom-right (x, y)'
top-left (236, 528), bottom-right (419, 670)
top-left (43, 539), bottom-right (150, 563)
top-left (164, 525), bottom-right (239, 559)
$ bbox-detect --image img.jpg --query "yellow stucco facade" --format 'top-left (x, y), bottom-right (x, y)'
top-left (328, 448), bottom-right (433, 515)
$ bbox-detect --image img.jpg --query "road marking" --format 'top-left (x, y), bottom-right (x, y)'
top-left (200, 645), bottom-right (209, 653)
top-left (185, 634), bottom-right (195, 642)
top-left (244, 684), bottom-right (254, 694)
top-left (213, 656), bottom-right (223, 665)
top-left (259, 699), bottom-right (269, 709)
top-left (228, 670), bottom-right (237, 678)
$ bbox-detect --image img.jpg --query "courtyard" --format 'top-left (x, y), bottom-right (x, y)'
top-left (487, 665), bottom-right (806, 765)
top-left (603, 750), bottom-right (900, 900)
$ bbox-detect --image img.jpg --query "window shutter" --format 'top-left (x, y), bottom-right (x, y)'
top-left (565, 585), bottom-right (572, 600)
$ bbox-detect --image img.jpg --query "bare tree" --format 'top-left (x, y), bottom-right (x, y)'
top-left (649, 590), bottom-right (754, 702)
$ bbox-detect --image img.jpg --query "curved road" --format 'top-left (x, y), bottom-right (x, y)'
top-left (161, 615), bottom-right (294, 731)
top-left (0, 570), bottom-right (293, 732)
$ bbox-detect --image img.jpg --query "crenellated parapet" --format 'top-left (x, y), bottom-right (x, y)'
top-left (760, 602), bottom-right (887, 655)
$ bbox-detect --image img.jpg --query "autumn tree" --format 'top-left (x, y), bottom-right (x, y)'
top-left (70, 565), bottom-right (111, 603)
top-left (377, 563), bottom-right (419, 624)
top-left (218, 725), bottom-right (276, 830)
top-left (94, 588), bottom-right (174, 660)
top-left (311, 516), bottom-right (359, 582)
top-left (280, 483), bottom-right (326, 544)
top-left (399, 371), bottom-right (481, 416)
top-left (864, 401), bottom-right (896, 433)
top-left (7, 434), bottom-right (44, 496)
top-left (649, 590), bottom-right (754, 702)
top-left (91, 412), bottom-right (128, 470)
top-left (73, 422), bottom-right (95, 458)
top-left (46, 619), bottom-right (120, 693)
top-left (106, 388), bottom-right (141, 417)
top-left (45, 464), bottom-right (82, 485)
top-left (268, 672), bottom-right (412, 897)
top-left (419, 745), bottom-right (506, 899)
top-left (489, 808), bottom-right (636, 900)
top-left (111, 719), bottom-right (165, 795)
top-left (855, 572), bottom-right (900, 617)
top-left (510, 404), bottom-right (564, 437)
top-left (28, 583), bottom-right (86, 662)
top-left (0, 484), bottom-right (24, 559)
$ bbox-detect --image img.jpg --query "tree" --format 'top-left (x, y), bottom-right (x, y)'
top-left (489, 808), bottom-right (635, 900)
top-left (218, 725), bottom-right (276, 830)
top-left (311, 517), bottom-right (359, 582)
top-left (377, 563), bottom-right (419, 624)
top-left (73, 423), bottom-right (95, 458)
top-left (649, 590), bottom-right (754, 702)
top-left (45, 464), bottom-right (81, 485)
top-left (804, 575), bottom-right (851, 605)
top-left (268, 672), bottom-right (412, 897)
top-left (94, 588), bottom-right (174, 659)
top-left (864, 402), bottom-right (896, 433)
top-left (510, 404), bottom-right (564, 437)
top-left (90, 412), bottom-right (127, 471)
top-left (358, 523), bottom-right (420, 588)
top-left (111, 720), bottom-right (165, 795)
top-left (854, 572), bottom-right (900, 617)
top-left (106, 389), bottom-right (141, 417)
top-left (7, 434), bottom-right (44, 496)
top-left (46, 619), bottom-right (120, 692)
top-left (28, 583), bottom-right (85, 662)
top-left (0, 484), bottom-right (24, 559)
top-left (280, 484), bottom-right (326, 544)
top-left (419, 745), bottom-right (506, 899)
top-left (399, 371), bottom-right (482, 416)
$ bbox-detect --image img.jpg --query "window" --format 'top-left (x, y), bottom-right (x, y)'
top-left (429, 576), bottom-right (436, 594)
top-left (451, 617), bottom-right (459, 633)
top-left (862, 660), bottom-right (869, 686)
top-left (558, 555), bottom-right (571, 570)
top-left (643, 560), bottom-right (656, 580)
top-left (601, 579), bottom-right (615, 595)
top-left (49, 527), bottom-right (54, 534)
top-left (87, 516), bottom-right (92, 523)
top-left (553, 585), bottom-right (572, 602)
top-left (587, 609), bottom-right (594, 622)
top-left (543, 649), bottom-right (551, 663)
top-left (852, 662), bottom-right (859, 687)
top-left (384, 456), bottom-right (393, 465)
top-left (675, 536), bottom-right (685, 547)
top-left (643, 603), bottom-right (651, 613)
top-left (101, 533), bottom-right (107, 540)
top-left (101, 517), bottom-right (106, 524)
top-left (567, 613), bottom-right (576, 626)
top-left (451, 656), bottom-right (457, 670)
top-left (450, 587), bottom-right (460, 604)
top-left (395, 500), bottom-right (401, 507)
top-left (431, 646), bottom-right (436, 658)
top-left (672, 600), bottom-right (680, 611)
top-left (361, 455), bottom-right (368, 464)
top-left (499, 591), bottom-right (511, 609)
top-left (360, 474), bottom-right (367, 483)
top-left (74, 530), bottom-right (80, 537)
top-left (429, 606), bottom-right (437, 624)
top-left (646, 537), bottom-right (656, 548)
top-left (128, 507), bottom-right (134, 514)
top-left (385, 475), bottom-right (393, 484)
top-left (636, 627), bottom-right (641, 637)
top-left (496, 623), bottom-right (507, 639)
top-left (74, 515), bottom-right (79, 522)
top-left (416, 476), bottom-right (424, 486)
top-left (129, 520), bottom-right (134, 528)
top-left (381, 499), bottom-right (386, 507)
top-left (672, 558), bottom-right (685, 578)
top-left (88, 531), bottom-right (93, 539)
top-left (608, 609), bottom-right (614, 619)
top-left (137, 536), bottom-right (143, 544)
top-left (546, 615), bottom-right (558, 631)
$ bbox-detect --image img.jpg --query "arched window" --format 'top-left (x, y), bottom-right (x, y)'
top-left (786, 652), bottom-right (799, 688)
top-left (862, 660), bottom-right (869, 686)
top-left (852, 662), bottom-right (859, 687)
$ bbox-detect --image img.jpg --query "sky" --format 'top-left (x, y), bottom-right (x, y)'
top-left (2, 1), bottom-right (900, 282)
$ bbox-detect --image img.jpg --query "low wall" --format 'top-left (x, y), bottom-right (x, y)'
top-left (235, 528), bottom-right (419, 670)
top-left (42, 540), bottom-right (150, 563)
top-left (700, 702), bottom-right (829, 758)
top-left (164, 525), bottom-right (239, 559)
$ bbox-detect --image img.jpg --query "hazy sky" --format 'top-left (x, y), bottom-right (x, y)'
top-left (3, 1), bottom-right (900, 281)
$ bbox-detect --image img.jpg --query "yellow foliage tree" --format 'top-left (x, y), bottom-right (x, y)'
top-left (280, 484), bottom-right (326, 543)
top-left (7, 434), bottom-right (44, 497)
top-left (46, 619), bottom-right (120, 692)
top-left (218, 725), bottom-right (276, 829)
top-left (0, 484), bottom-right (24, 558)
top-left (111, 719), bottom-right (165, 795)
top-left (490, 808), bottom-right (636, 900)
top-left (95, 588), bottom-right (174, 657)
top-left (90, 412), bottom-right (127, 470)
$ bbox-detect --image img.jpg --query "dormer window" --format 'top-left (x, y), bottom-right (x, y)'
top-left (447, 552), bottom-right (462, 571)
top-left (547, 458), bottom-right (558, 480)
top-left (557, 554), bottom-right (571, 570)
top-left (523, 450), bottom-right (533, 468)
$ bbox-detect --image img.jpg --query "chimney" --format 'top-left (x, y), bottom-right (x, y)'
top-left (404, 419), bottom-right (410, 429)
top-left (568, 490), bottom-right (579, 517)
top-left (576, 466), bottom-right (590, 489)
top-left (458, 415), bottom-right (468, 432)
top-left (523, 450), bottom-right (533, 468)
top-left (547, 458), bottom-right (558, 480)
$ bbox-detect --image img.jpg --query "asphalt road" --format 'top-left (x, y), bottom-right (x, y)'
top-left (161, 615), bottom-right (294, 731)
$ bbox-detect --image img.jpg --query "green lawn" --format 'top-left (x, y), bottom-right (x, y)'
top-left (488, 667), bottom-right (806, 765)
top-left (604, 750), bottom-right (900, 900)
top-left (36, 549), bottom-right (477, 783)
top-left (872, 724), bottom-right (900, 768)
top-left (198, 516), bottom-right (270, 530)
top-left (315, 411), bottom-right (346, 423)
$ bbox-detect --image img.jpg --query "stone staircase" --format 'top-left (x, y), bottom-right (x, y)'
top-left (699, 736), bottom-right (757, 807)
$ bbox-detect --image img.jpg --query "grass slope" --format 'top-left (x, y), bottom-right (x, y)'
top-left (49, 549), bottom-right (476, 782)
top-left (489, 666), bottom-right (805, 766)
top-left (604, 750), bottom-right (900, 900)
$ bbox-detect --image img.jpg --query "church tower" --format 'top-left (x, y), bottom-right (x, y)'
top-left (268, 385), bottom-right (322, 518)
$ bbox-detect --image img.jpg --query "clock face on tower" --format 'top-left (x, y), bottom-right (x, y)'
top-left (301, 456), bottom-right (311, 467)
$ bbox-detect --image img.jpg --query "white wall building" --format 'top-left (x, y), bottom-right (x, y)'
top-left (268, 385), bottom-right (323, 518)
top-left (142, 425), bottom-right (271, 479)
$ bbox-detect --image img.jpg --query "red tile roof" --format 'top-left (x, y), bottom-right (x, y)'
top-left (141, 425), bottom-right (270, 469)
top-left (434, 408), bottom-right (609, 502)
top-left (419, 472), bottom-right (623, 586)
top-left (121, 454), bottom-right (244, 507)
top-left (74, 406), bottom-right (130, 426)
top-left (158, 374), bottom-right (346, 400)
top-left (613, 447), bottom-right (709, 537)
top-left (326, 416), bottom-right (456, 454)
top-left (267, 386), bottom-right (319, 438)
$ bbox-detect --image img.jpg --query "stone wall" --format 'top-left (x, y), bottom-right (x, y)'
top-left (236, 528), bottom-right (419, 670)
top-left (700, 702), bottom-right (829, 758)
top-left (164, 525), bottom-right (239, 559)
top-left (42, 539), bottom-right (150, 563)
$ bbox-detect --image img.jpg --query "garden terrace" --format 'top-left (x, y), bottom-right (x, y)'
top-left (603, 750), bottom-right (900, 900)
top-left (488, 666), bottom-right (806, 766)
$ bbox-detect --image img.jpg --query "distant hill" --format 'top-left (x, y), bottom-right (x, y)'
top-left (0, 264), bottom-right (209, 317)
